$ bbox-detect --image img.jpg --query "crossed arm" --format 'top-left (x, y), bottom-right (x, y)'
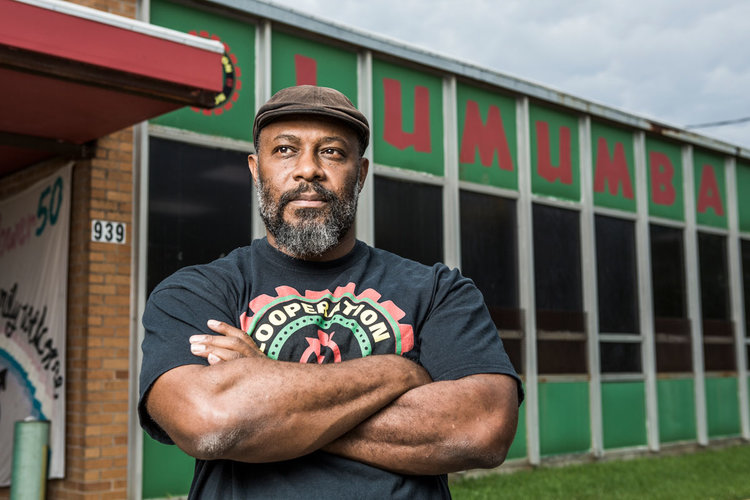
top-left (144, 320), bottom-right (519, 475)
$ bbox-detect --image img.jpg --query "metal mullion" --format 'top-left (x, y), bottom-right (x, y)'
top-left (442, 76), bottom-right (460, 269)
top-left (356, 49), bottom-right (374, 246)
top-left (725, 158), bottom-right (750, 438)
top-left (580, 115), bottom-right (603, 458)
top-left (251, 20), bottom-right (272, 241)
top-left (683, 145), bottom-right (708, 445)
top-left (516, 96), bottom-right (539, 465)
top-left (634, 131), bottom-right (660, 452)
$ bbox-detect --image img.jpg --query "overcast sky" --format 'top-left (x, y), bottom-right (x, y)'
top-left (268, 0), bottom-right (750, 150)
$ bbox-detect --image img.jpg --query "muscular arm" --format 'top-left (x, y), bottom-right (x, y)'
top-left (144, 321), bottom-right (431, 463)
top-left (323, 373), bottom-right (519, 475)
top-left (176, 321), bottom-right (520, 475)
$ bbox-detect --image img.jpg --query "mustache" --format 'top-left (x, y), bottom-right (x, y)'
top-left (278, 182), bottom-right (337, 208)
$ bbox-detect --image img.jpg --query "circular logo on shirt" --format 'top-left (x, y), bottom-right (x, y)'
top-left (240, 283), bottom-right (414, 363)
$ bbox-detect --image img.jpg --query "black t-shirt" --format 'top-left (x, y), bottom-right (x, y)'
top-left (139, 238), bottom-right (521, 499)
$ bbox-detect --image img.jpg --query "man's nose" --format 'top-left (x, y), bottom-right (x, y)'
top-left (293, 149), bottom-right (325, 182)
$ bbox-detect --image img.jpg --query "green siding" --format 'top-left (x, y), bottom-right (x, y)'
top-left (372, 59), bottom-right (444, 175)
top-left (271, 30), bottom-right (358, 104)
top-left (645, 136), bottom-right (685, 221)
top-left (590, 122), bottom-right (636, 212)
top-left (506, 401), bottom-right (527, 460)
top-left (706, 376), bottom-right (741, 438)
top-left (456, 83), bottom-right (518, 190)
top-left (529, 104), bottom-right (581, 202)
top-left (693, 149), bottom-right (728, 229)
top-left (737, 161), bottom-right (750, 233)
top-left (149, 0), bottom-right (255, 142)
top-left (539, 382), bottom-right (590, 456)
top-left (142, 432), bottom-right (193, 499)
top-left (602, 381), bottom-right (647, 449)
top-left (657, 378), bottom-right (696, 443)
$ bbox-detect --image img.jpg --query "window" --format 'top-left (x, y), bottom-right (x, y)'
top-left (374, 176), bottom-right (443, 266)
top-left (595, 215), bottom-right (640, 373)
top-left (650, 224), bottom-right (691, 372)
top-left (460, 190), bottom-right (521, 371)
top-left (698, 232), bottom-right (734, 371)
top-left (148, 137), bottom-right (253, 293)
top-left (533, 203), bottom-right (586, 374)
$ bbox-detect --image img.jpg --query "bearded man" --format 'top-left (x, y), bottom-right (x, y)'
top-left (138, 85), bottom-right (522, 499)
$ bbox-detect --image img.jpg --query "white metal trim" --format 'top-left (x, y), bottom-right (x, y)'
top-left (683, 145), bottom-right (708, 445)
top-left (634, 131), bottom-right (660, 452)
top-left (355, 49), bottom-right (374, 246)
top-left (442, 76), bottom-right (460, 269)
top-left (580, 115), bottom-right (603, 457)
top-left (457, 180), bottom-right (520, 200)
top-left (251, 21), bottom-right (272, 241)
top-left (517, 96), bottom-right (540, 465)
top-left (371, 164), bottom-right (445, 186)
top-left (725, 158), bottom-right (750, 439)
top-left (148, 124), bottom-right (253, 152)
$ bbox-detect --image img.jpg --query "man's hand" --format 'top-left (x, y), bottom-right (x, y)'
top-left (189, 320), bottom-right (263, 365)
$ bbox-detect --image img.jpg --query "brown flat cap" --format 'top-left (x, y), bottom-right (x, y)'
top-left (253, 85), bottom-right (370, 153)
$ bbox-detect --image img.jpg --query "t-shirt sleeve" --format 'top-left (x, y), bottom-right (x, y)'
top-left (417, 265), bottom-right (524, 403)
top-left (138, 266), bottom-right (241, 444)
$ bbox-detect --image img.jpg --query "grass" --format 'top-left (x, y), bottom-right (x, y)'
top-left (449, 444), bottom-right (750, 500)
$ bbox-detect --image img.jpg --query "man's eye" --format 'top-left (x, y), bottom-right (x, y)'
top-left (322, 148), bottom-right (343, 156)
top-left (275, 146), bottom-right (292, 154)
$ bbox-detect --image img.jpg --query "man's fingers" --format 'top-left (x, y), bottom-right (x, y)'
top-left (207, 319), bottom-right (246, 339)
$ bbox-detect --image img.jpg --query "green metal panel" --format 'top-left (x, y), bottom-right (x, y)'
top-left (149, 0), bottom-right (255, 141)
top-left (539, 381), bottom-right (590, 456)
top-left (455, 83), bottom-right (517, 190)
top-left (271, 30), bottom-right (358, 104)
top-left (601, 381), bottom-right (647, 449)
top-left (372, 59), bottom-right (444, 175)
top-left (657, 378), bottom-right (696, 443)
top-left (590, 122), bottom-right (636, 212)
top-left (645, 136), bottom-right (685, 221)
top-left (737, 160), bottom-right (750, 233)
top-left (693, 149), bottom-right (728, 229)
top-left (142, 432), bottom-right (193, 499)
top-left (529, 104), bottom-right (580, 202)
top-left (506, 400), bottom-right (526, 460)
top-left (705, 375), bottom-right (741, 438)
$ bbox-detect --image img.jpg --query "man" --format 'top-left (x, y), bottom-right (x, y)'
top-left (139, 85), bottom-right (522, 499)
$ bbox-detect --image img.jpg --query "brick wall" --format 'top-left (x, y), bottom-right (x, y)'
top-left (0, 127), bottom-right (135, 499)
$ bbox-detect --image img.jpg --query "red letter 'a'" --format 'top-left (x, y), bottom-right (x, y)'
top-left (593, 138), bottom-right (634, 198)
top-left (459, 100), bottom-right (513, 171)
top-left (649, 151), bottom-right (676, 206)
top-left (697, 164), bottom-right (725, 216)
top-left (383, 78), bottom-right (431, 152)
top-left (294, 54), bottom-right (317, 86)
top-left (535, 121), bottom-right (572, 184)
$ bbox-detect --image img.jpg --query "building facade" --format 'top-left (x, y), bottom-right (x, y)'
top-left (1, 0), bottom-right (749, 498)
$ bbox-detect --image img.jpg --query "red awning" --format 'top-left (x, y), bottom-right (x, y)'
top-left (0, 0), bottom-right (226, 177)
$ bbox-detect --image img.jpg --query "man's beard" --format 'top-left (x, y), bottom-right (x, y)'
top-left (256, 168), bottom-right (360, 259)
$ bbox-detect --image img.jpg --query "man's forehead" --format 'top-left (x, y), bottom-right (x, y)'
top-left (259, 117), bottom-right (359, 144)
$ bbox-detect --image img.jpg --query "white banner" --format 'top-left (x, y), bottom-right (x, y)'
top-left (0, 163), bottom-right (72, 485)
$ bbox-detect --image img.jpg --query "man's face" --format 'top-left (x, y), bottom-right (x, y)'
top-left (249, 117), bottom-right (368, 259)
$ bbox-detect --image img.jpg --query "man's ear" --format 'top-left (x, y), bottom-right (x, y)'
top-left (248, 154), bottom-right (259, 185)
top-left (357, 157), bottom-right (369, 192)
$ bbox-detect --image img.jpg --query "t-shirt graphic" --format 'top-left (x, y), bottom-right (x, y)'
top-left (239, 282), bottom-right (414, 363)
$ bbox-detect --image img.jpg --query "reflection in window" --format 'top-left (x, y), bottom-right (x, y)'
top-left (698, 232), bottom-right (734, 371)
top-left (533, 204), bottom-right (586, 374)
top-left (460, 191), bottom-right (521, 371)
top-left (148, 137), bottom-right (252, 294)
top-left (650, 224), bottom-right (691, 372)
top-left (374, 176), bottom-right (443, 267)
top-left (595, 215), bottom-right (640, 373)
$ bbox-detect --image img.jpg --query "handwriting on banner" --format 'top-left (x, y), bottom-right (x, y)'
top-left (0, 176), bottom-right (64, 258)
top-left (0, 283), bottom-right (63, 398)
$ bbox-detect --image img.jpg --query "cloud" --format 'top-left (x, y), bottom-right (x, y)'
top-left (269, 0), bottom-right (750, 148)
